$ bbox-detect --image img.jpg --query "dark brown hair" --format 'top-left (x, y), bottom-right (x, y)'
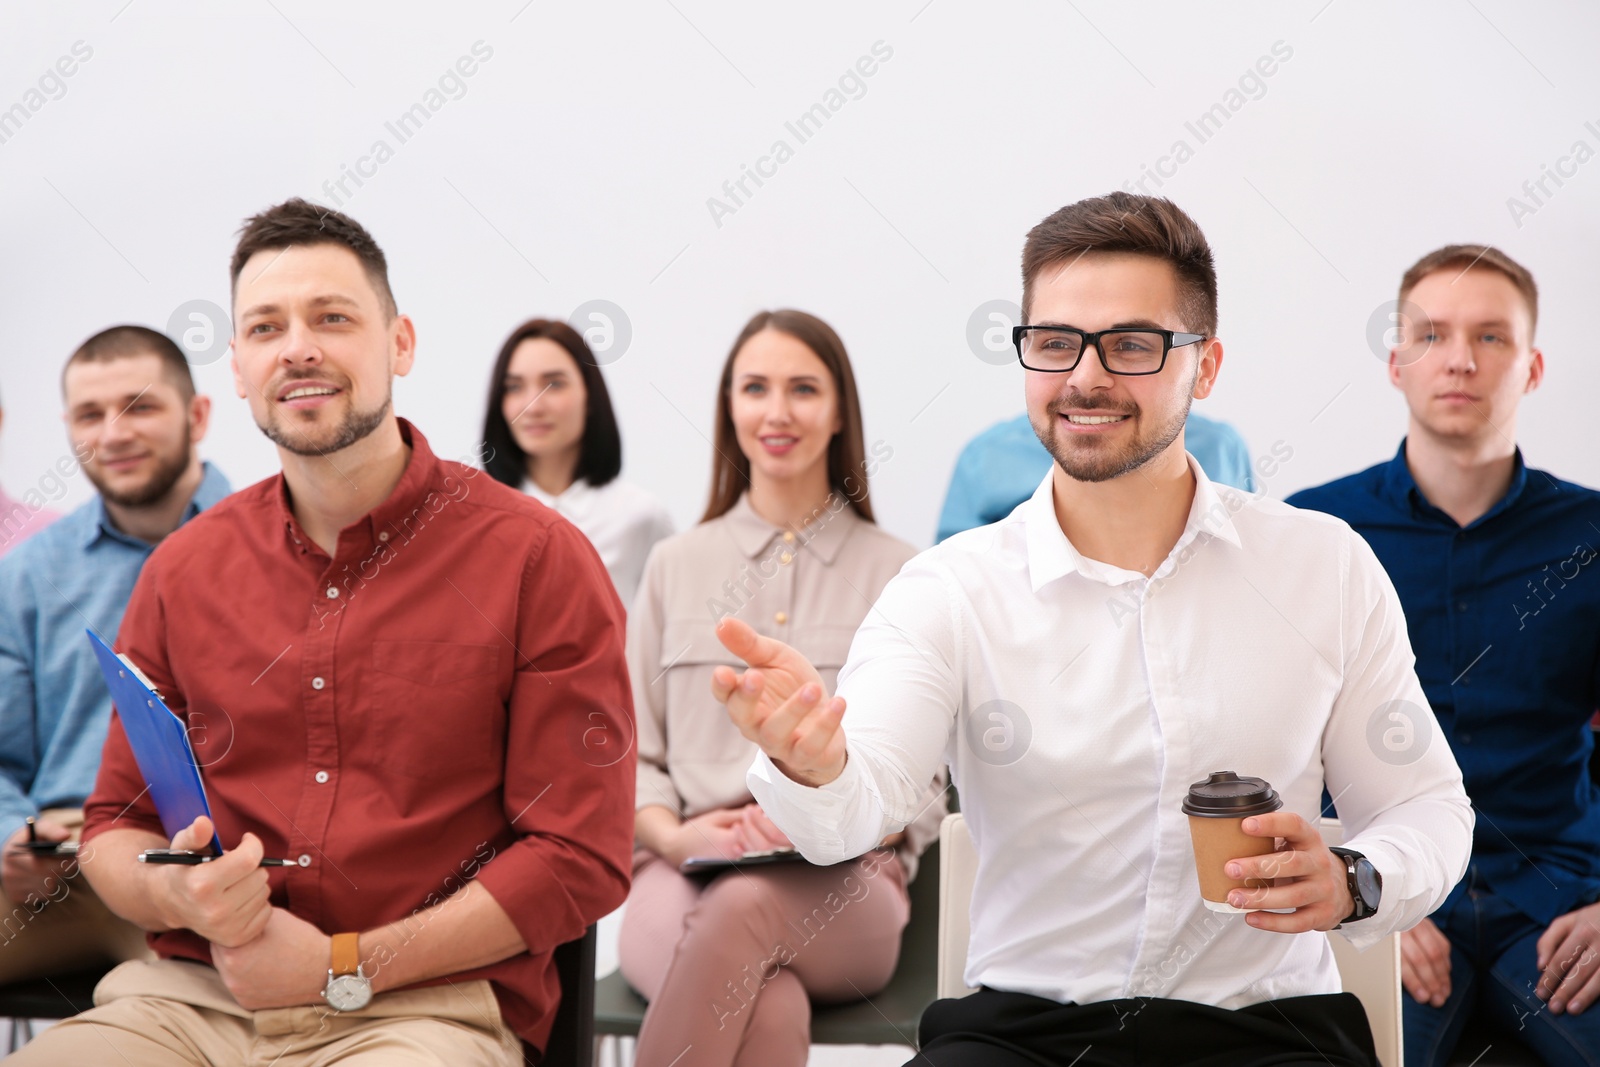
top-left (63, 325), bottom-right (196, 401)
top-left (702, 310), bottom-right (875, 525)
top-left (1021, 191), bottom-right (1218, 337)
top-left (229, 197), bottom-right (397, 318)
top-left (480, 319), bottom-right (622, 489)
top-left (1399, 244), bottom-right (1539, 340)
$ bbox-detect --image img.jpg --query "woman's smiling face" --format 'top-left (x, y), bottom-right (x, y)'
top-left (728, 328), bottom-right (841, 487)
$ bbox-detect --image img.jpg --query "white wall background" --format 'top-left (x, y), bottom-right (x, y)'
top-left (2, 3), bottom-right (1597, 1062)
top-left (2, 1), bottom-right (1598, 550)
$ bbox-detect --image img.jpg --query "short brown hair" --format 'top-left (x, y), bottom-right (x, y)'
top-left (1021, 191), bottom-right (1218, 337)
top-left (702, 309), bottom-right (876, 525)
top-left (230, 197), bottom-right (396, 318)
top-left (63, 325), bottom-right (196, 401)
top-left (1399, 244), bottom-right (1538, 340)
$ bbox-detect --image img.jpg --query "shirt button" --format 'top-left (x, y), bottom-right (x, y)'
top-left (297, 854), bottom-right (312, 867)
top-left (782, 531), bottom-right (795, 543)
top-left (315, 770), bottom-right (330, 784)
top-left (378, 531), bottom-right (390, 542)
top-left (1459, 733), bottom-right (1472, 744)
top-left (775, 611), bottom-right (788, 625)
top-left (780, 552), bottom-right (793, 564)
top-left (326, 587), bottom-right (339, 599)
top-left (312, 677), bottom-right (325, 690)
top-left (1456, 601), bottom-right (1468, 613)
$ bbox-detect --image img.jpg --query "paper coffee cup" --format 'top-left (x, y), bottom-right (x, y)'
top-left (1182, 771), bottom-right (1282, 913)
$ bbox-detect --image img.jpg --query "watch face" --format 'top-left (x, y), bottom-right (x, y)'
top-left (325, 973), bottom-right (373, 1012)
top-left (1354, 859), bottom-right (1382, 912)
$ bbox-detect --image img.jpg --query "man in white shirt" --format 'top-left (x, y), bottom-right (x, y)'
top-left (711, 191), bottom-right (1473, 1066)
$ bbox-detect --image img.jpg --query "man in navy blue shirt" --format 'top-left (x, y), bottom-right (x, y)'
top-left (1289, 245), bottom-right (1600, 1066)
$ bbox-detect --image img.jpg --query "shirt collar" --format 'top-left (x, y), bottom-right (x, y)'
top-left (275, 419), bottom-right (463, 559)
top-left (1380, 437), bottom-right (1530, 527)
top-left (522, 476), bottom-right (591, 512)
top-left (723, 491), bottom-right (861, 566)
top-left (84, 460), bottom-right (231, 550)
top-left (1025, 452), bottom-right (1243, 593)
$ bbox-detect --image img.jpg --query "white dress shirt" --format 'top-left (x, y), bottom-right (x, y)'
top-left (522, 476), bottom-right (674, 609)
top-left (749, 456), bottom-right (1472, 1009)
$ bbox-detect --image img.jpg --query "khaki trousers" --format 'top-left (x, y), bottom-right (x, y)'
top-left (0, 808), bottom-right (152, 985)
top-left (9, 957), bottom-right (526, 1066)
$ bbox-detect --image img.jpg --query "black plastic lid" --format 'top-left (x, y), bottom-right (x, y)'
top-left (1181, 770), bottom-right (1282, 817)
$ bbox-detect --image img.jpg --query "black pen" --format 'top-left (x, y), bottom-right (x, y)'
top-left (139, 849), bottom-right (298, 868)
top-left (12, 817), bottom-right (75, 855)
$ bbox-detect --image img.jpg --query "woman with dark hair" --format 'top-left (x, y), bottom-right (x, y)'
top-left (620, 310), bottom-right (947, 1067)
top-left (480, 318), bottom-right (672, 607)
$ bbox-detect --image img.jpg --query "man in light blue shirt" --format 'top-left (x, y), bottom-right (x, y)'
top-left (936, 409), bottom-right (1255, 542)
top-left (0, 325), bottom-right (229, 983)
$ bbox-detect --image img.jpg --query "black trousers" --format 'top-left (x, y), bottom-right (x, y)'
top-left (908, 987), bottom-right (1380, 1067)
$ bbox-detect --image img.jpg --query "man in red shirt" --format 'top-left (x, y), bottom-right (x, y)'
top-left (11, 198), bottom-right (635, 1066)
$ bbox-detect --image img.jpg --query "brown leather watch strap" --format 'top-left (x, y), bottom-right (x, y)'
top-left (330, 932), bottom-right (361, 977)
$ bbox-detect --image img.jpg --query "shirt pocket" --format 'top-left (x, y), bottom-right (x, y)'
top-left (660, 622), bottom-right (755, 767)
top-left (368, 640), bottom-right (503, 781)
top-left (789, 623), bottom-right (857, 695)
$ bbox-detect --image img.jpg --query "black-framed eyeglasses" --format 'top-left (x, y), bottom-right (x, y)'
top-left (1012, 326), bottom-right (1206, 376)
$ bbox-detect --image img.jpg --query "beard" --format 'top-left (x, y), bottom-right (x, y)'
top-left (85, 424), bottom-right (195, 508)
top-left (257, 379), bottom-right (392, 457)
top-left (1031, 373), bottom-right (1196, 484)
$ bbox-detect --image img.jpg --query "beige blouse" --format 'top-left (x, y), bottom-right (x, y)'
top-left (628, 492), bottom-right (947, 879)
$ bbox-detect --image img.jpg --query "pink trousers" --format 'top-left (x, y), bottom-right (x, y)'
top-left (618, 848), bottom-right (911, 1067)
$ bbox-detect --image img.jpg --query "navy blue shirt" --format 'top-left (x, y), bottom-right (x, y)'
top-left (1289, 441), bottom-right (1600, 924)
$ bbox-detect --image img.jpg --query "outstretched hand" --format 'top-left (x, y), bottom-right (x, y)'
top-left (711, 616), bottom-right (848, 787)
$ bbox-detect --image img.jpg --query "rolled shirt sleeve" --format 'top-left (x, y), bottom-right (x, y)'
top-left (472, 519), bottom-right (635, 954)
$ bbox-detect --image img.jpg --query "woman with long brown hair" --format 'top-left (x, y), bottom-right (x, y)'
top-left (620, 309), bottom-right (946, 1066)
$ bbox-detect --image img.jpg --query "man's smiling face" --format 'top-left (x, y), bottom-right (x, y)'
top-left (1025, 252), bottom-right (1217, 483)
top-left (230, 242), bottom-right (411, 458)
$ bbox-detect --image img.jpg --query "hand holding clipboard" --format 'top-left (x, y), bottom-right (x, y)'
top-left (84, 631), bottom-right (291, 947)
top-left (87, 631), bottom-right (296, 868)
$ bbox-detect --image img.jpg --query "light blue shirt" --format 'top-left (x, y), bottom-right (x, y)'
top-left (935, 411), bottom-right (1255, 543)
top-left (0, 463), bottom-right (231, 840)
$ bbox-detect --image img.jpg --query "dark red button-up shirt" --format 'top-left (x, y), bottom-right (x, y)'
top-left (83, 420), bottom-right (635, 1050)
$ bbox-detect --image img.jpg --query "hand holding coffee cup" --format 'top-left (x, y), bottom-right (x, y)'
top-left (1183, 771), bottom-right (1357, 933)
top-left (1184, 771), bottom-right (1283, 912)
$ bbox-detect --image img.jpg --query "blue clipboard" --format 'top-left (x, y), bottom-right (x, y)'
top-left (87, 629), bottom-right (223, 855)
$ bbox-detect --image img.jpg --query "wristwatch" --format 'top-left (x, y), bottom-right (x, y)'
top-left (322, 932), bottom-right (373, 1012)
top-left (1328, 847), bottom-right (1382, 924)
